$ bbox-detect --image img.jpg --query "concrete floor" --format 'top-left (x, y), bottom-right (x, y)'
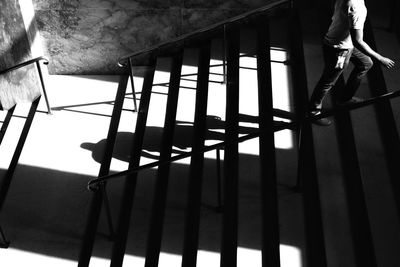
top-left (0, 52), bottom-right (302, 266)
top-left (1, 2), bottom-right (400, 267)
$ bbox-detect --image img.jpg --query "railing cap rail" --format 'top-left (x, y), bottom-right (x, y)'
top-left (117, 0), bottom-right (292, 66)
top-left (0, 56), bottom-right (49, 76)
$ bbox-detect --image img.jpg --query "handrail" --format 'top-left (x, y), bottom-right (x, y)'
top-left (0, 56), bottom-right (52, 114)
top-left (88, 88), bottom-right (400, 188)
top-left (87, 120), bottom-right (295, 191)
top-left (117, 0), bottom-right (292, 66)
top-left (87, 87), bottom-right (400, 191)
top-left (309, 89), bottom-right (400, 122)
top-left (0, 56), bottom-right (49, 76)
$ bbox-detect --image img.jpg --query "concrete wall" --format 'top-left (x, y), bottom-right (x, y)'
top-left (32, 0), bottom-right (271, 74)
top-left (0, 0), bottom-right (40, 110)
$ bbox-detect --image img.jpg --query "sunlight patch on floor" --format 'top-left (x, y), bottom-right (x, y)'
top-left (87, 244), bottom-right (302, 267)
top-left (0, 244), bottom-right (301, 267)
top-left (0, 47), bottom-right (297, 265)
top-left (271, 48), bottom-right (293, 150)
top-left (2, 248), bottom-right (77, 267)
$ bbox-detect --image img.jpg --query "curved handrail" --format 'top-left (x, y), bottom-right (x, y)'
top-left (117, 0), bottom-right (292, 66)
top-left (0, 56), bottom-right (49, 76)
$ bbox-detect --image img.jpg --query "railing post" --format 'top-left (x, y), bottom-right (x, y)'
top-left (222, 25), bottom-right (228, 85)
top-left (128, 58), bottom-right (138, 112)
top-left (332, 80), bottom-right (378, 267)
top-left (78, 75), bottom-right (129, 267)
top-left (221, 23), bottom-right (240, 267)
top-left (0, 97), bottom-right (41, 212)
top-left (256, 18), bottom-right (280, 267)
top-left (144, 51), bottom-right (183, 267)
top-left (0, 108), bottom-right (14, 145)
top-left (289, 7), bottom-right (328, 267)
top-left (181, 41), bottom-right (211, 267)
top-left (0, 225), bottom-right (9, 248)
top-left (35, 61), bottom-right (52, 115)
top-left (110, 60), bottom-right (157, 267)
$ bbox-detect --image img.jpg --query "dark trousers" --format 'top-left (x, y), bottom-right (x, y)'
top-left (309, 44), bottom-right (373, 111)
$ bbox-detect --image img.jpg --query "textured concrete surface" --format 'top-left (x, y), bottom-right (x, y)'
top-left (0, 0), bottom-right (41, 110)
top-left (31, 0), bottom-right (273, 74)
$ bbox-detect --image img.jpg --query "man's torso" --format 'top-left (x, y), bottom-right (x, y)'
top-left (324, 0), bottom-right (367, 49)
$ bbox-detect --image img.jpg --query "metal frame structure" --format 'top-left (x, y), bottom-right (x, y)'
top-left (79, 0), bottom-right (400, 266)
top-left (0, 56), bottom-right (51, 248)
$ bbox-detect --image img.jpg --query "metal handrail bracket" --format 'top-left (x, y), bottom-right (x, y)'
top-left (0, 57), bottom-right (52, 114)
top-left (0, 57), bottom-right (49, 75)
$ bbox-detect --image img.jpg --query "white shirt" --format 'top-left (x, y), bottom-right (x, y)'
top-left (324, 0), bottom-right (367, 49)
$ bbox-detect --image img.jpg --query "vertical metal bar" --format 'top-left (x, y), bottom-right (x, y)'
top-left (288, 8), bottom-right (328, 267)
top-left (0, 108), bottom-right (15, 145)
top-left (216, 148), bottom-right (223, 211)
top-left (364, 19), bottom-right (400, 220)
top-left (181, 41), bottom-right (211, 267)
top-left (35, 61), bottom-right (52, 115)
top-left (256, 19), bottom-right (280, 267)
top-left (220, 24), bottom-right (240, 267)
top-left (332, 81), bottom-right (378, 267)
top-left (222, 25), bottom-right (227, 84)
top-left (110, 59), bottom-right (157, 267)
top-left (0, 107), bottom-right (14, 249)
top-left (0, 225), bottom-right (9, 248)
top-left (144, 51), bottom-right (183, 267)
top-left (0, 97), bottom-right (40, 212)
top-left (78, 75), bottom-right (129, 267)
top-left (128, 58), bottom-right (138, 112)
top-left (101, 184), bottom-right (115, 239)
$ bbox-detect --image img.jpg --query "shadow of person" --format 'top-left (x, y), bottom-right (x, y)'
top-left (81, 116), bottom-right (241, 163)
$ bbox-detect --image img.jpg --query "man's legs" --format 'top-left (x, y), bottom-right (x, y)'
top-left (340, 47), bottom-right (373, 102)
top-left (309, 45), bottom-right (351, 111)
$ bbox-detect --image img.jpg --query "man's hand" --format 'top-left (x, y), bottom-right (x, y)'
top-left (351, 29), bottom-right (396, 69)
top-left (378, 56), bottom-right (395, 69)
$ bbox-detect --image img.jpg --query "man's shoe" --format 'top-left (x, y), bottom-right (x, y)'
top-left (309, 110), bottom-right (332, 126)
top-left (336, 96), bottom-right (365, 106)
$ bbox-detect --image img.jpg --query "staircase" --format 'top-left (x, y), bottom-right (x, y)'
top-left (77, 0), bottom-right (400, 266)
top-left (1, 0), bottom-right (400, 266)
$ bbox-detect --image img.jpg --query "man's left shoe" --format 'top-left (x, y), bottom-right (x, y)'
top-left (309, 110), bottom-right (332, 126)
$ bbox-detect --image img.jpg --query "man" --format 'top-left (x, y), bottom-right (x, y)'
top-left (309, 0), bottom-right (395, 126)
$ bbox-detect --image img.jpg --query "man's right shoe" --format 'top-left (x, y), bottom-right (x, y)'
top-left (309, 110), bottom-right (332, 126)
top-left (336, 96), bottom-right (365, 106)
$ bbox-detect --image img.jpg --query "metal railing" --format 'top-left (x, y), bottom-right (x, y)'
top-left (87, 87), bottom-right (400, 191)
top-left (118, 0), bottom-right (292, 112)
top-left (0, 56), bottom-right (52, 114)
top-left (0, 56), bottom-right (52, 248)
top-left (87, 120), bottom-right (295, 191)
top-left (79, 0), bottom-right (400, 266)
top-left (79, 2), bottom-right (295, 266)
top-left (117, 0), bottom-right (292, 67)
top-left (308, 89), bottom-right (400, 122)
